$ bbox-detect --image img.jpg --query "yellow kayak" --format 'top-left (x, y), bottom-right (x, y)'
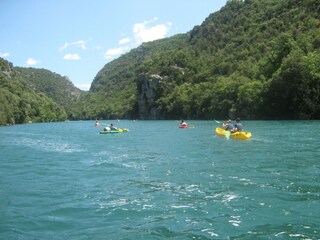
top-left (215, 127), bottom-right (251, 140)
top-left (99, 128), bottom-right (129, 134)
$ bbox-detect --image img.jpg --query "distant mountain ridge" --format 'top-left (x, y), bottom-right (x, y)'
top-left (15, 67), bottom-right (82, 114)
top-left (0, 58), bottom-right (82, 125)
top-left (73, 0), bottom-right (320, 120)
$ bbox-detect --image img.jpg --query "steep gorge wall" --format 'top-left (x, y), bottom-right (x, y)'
top-left (136, 74), bottom-right (164, 120)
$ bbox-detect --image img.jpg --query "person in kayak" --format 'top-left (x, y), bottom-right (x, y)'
top-left (179, 119), bottom-right (188, 128)
top-left (109, 123), bottom-right (118, 130)
top-left (222, 119), bottom-right (234, 131)
top-left (95, 119), bottom-right (101, 126)
top-left (103, 123), bottom-right (118, 131)
top-left (180, 119), bottom-right (187, 125)
top-left (231, 118), bottom-right (243, 133)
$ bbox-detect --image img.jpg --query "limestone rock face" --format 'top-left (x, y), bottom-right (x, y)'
top-left (0, 58), bottom-right (15, 78)
top-left (137, 74), bottom-right (163, 120)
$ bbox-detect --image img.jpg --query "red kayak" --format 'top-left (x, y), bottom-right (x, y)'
top-left (179, 123), bottom-right (188, 128)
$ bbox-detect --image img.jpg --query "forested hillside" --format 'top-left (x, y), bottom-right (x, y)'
top-left (71, 35), bottom-right (189, 120)
top-left (16, 67), bottom-right (82, 116)
top-left (73, 0), bottom-right (319, 120)
top-left (0, 58), bottom-right (68, 125)
top-left (0, 58), bottom-right (84, 125)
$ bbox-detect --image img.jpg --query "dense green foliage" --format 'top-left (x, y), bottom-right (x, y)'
top-left (75, 0), bottom-right (319, 120)
top-left (15, 67), bottom-right (82, 118)
top-left (0, 58), bottom-right (68, 125)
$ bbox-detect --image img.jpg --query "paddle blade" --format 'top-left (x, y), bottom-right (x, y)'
top-left (226, 131), bottom-right (230, 139)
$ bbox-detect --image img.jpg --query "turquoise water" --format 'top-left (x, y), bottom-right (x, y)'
top-left (0, 120), bottom-right (319, 239)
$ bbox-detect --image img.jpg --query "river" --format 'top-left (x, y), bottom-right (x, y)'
top-left (0, 120), bottom-right (319, 239)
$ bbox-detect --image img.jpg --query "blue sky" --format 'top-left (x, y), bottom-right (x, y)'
top-left (0, 0), bottom-right (227, 90)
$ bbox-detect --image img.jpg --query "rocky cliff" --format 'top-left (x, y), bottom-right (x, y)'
top-left (137, 74), bottom-right (164, 120)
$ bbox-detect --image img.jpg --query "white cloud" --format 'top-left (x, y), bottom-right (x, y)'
top-left (133, 18), bottom-right (171, 45)
top-left (0, 52), bottom-right (10, 58)
top-left (119, 38), bottom-right (131, 45)
top-left (59, 40), bottom-right (87, 51)
top-left (102, 18), bottom-right (170, 61)
top-left (73, 40), bottom-right (86, 50)
top-left (104, 47), bottom-right (129, 59)
top-left (59, 43), bottom-right (68, 51)
top-left (63, 54), bottom-right (81, 60)
top-left (26, 58), bottom-right (40, 65)
top-left (75, 83), bottom-right (91, 91)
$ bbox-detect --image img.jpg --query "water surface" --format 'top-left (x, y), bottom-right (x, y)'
top-left (1, 120), bottom-right (319, 239)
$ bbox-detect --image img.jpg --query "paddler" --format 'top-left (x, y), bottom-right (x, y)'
top-left (222, 119), bottom-right (234, 131)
